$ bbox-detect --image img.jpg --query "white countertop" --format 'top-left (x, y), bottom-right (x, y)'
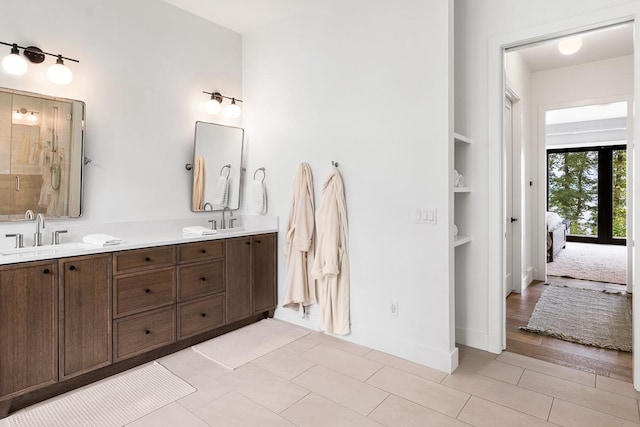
top-left (0, 216), bottom-right (279, 265)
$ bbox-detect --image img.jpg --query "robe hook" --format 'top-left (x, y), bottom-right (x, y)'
top-left (331, 161), bottom-right (339, 167)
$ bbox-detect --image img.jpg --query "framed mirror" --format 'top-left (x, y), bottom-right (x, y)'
top-left (0, 87), bottom-right (85, 221)
top-left (191, 121), bottom-right (244, 212)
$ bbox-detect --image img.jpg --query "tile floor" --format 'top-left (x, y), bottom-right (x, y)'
top-left (3, 329), bottom-right (640, 426)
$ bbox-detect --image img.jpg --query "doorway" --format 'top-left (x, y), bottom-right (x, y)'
top-left (502, 23), bottom-right (634, 379)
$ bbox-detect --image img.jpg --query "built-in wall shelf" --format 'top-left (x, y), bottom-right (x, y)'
top-left (454, 235), bottom-right (472, 247)
top-left (453, 187), bottom-right (471, 193)
top-left (454, 133), bottom-right (472, 144)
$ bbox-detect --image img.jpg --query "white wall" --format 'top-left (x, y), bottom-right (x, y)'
top-left (530, 55), bottom-right (634, 279)
top-left (0, 0), bottom-right (242, 230)
top-left (243, 0), bottom-right (458, 371)
top-left (455, 0), bottom-right (639, 352)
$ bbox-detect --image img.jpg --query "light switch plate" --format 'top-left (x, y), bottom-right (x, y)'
top-left (415, 208), bottom-right (437, 224)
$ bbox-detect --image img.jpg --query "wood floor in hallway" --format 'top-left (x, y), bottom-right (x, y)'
top-left (506, 280), bottom-right (633, 382)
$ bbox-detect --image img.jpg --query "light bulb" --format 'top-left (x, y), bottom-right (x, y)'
top-left (205, 98), bottom-right (221, 114)
top-left (225, 99), bottom-right (241, 118)
top-left (47, 55), bottom-right (73, 85)
top-left (2, 45), bottom-right (27, 76)
top-left (12, 110), bottom-right (23, 120)
top-left (27, 112), bottom-right (37, 122)
top-left (558, 37), bottom-right (582, 55)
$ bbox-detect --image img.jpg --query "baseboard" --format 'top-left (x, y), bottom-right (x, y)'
top-left (274, 308), bottom-right (458, 373)
top-left (455, 326), bottom-right (489, 350)
top-left (522, 267), bottom-right (534, 290)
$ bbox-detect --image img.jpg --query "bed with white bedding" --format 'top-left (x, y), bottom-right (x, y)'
top-left (547, 211), bottom-right (568, 262)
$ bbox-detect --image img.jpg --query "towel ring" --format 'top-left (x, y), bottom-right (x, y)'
top-left (219, 164), bottom-right (231, 177)
top-left (253, 167), bottom-right (266, 183)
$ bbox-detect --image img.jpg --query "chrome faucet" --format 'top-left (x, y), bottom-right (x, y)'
top-left (24, 209), bottom-right (34, 220)
top-left (221, 207), bottom-right (233, 229)
top-left (34, 213), bottom-right (45, 247)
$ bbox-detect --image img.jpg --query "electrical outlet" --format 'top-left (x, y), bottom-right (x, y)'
top-left (389, 301), bottom-right (399, 317)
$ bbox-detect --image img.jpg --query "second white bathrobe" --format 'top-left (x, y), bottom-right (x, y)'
top-left (283, 163), bottom-right (317, 312)
top-left (313, 168), bottom-right (350, 335)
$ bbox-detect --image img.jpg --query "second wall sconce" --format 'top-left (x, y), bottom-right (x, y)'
top-left (1, 41), bottom-right (78, 85)
top-left (203, 91), bottom-right (243, 118)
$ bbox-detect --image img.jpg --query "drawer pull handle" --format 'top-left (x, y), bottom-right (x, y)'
top-left (200, 249), bottom-right (207, 254)
top-left (245, 241), bottom-right (251, 245)
top-left (145, 288), bottom-right (151, 293)
top-left (43, 268), bottom-right (50, 275)
top-left (255, 240), bottom-right (262, 244)
top-left (200, 277), bottom-right (207, 282)
top-left (69, 265), bottom-right (76, 271)
top-left (200, 313), bottom-right (207, 318)
top-left (145, 329), bottom-right (151, 335)
top-left (145, 257), bottom-right (151, 262)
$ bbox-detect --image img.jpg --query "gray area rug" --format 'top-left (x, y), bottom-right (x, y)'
top-left (547, 242), bottom-right (626, 285)
top-left (521, 285), bottom-right (632, 352)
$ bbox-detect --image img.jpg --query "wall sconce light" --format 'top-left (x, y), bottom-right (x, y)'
top-left (202, 91), bottom-right (243, 118)
top-left (12, 107), bottom-right (38, 124)
top-left (0, 41), bottom-right (78, 85)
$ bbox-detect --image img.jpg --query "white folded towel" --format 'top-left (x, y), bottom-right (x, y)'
top-left (213, 176), bottom-right (229, 207)
top-left (183, 226), bottom-right (217, 236)
top-left (82, 233), bottom-right (123, 246)
top-left (250, 180), bottom-right (267, 214)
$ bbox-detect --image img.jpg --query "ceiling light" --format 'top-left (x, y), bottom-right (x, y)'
top-left (2, 44), bottom-right (27, 75)
top-left (558, 37), bottom-right (582, 55)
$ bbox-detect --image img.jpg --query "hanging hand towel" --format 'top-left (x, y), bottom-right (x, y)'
top-left (192, 156), bottom-right (205, 210)
top-left (82, 233), bottom-right (123, 246)
top-left (250, 180), bottom-right (267, 214)
top-left (182, 226), bottom-right (217, 236)
top-left (213, 176), bottom-right (229, 207)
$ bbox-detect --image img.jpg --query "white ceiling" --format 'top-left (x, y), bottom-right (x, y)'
top-left (512, 23), bottom-right (634, 72)
top-left (160, 0), bottom-right (314, 34)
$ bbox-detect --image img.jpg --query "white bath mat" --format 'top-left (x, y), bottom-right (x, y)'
top-left (193, 318), bottom-right (310, 369)
top-left (8, 362), bottom-right (195, 427)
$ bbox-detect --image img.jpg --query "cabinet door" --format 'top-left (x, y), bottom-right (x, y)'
top-left (59, 254), bottom-right (112, 380)
top-left (0, 261), bottom-right (57, 399)
top-left (252, 234), bottom-right (277, 314)
top-left (225, 236), bottom-right (252, 323)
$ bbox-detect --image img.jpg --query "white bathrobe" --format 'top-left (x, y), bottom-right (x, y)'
top-left (283, 163), bottom-right (317, 312)
top-left (313, 168), bottom-right (349, 335)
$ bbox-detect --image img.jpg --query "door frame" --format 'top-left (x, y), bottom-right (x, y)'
top-left (487, 4), bottom-right (640, 388)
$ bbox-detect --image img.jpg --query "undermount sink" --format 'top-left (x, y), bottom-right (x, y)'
top-left (0, 242), bottom-right (92, 257)
top-left (217, 226), bottom-right (245, 234)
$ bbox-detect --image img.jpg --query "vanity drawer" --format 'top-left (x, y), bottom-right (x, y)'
top-left (113, 306), bottom-right (176, 361)
top-left (178, 240), bottom-right (224, 264)
top-left (178, 294), bottom-right (225, 339)
top-left (178, 260), bottom-right (224, 302)
top-left (113, 246), bottom-right (175, 274)
top-left (113, 267), bottom-right (176, 318)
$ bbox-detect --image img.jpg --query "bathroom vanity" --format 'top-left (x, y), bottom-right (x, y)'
top-left (0, 229), bottom-right (277, 418)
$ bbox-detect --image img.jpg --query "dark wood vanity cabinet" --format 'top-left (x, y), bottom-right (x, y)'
top-left (59, 254), bottom-right (112, 380)
top-left (226, 233), bottom-right (277, 323)
top-left (0, 261), bottom-right (58, 399)
top-left (0, 232), bottom-right (277, 418)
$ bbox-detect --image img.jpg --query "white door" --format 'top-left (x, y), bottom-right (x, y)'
top-left (505, 97), bottom-right (514, 297)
